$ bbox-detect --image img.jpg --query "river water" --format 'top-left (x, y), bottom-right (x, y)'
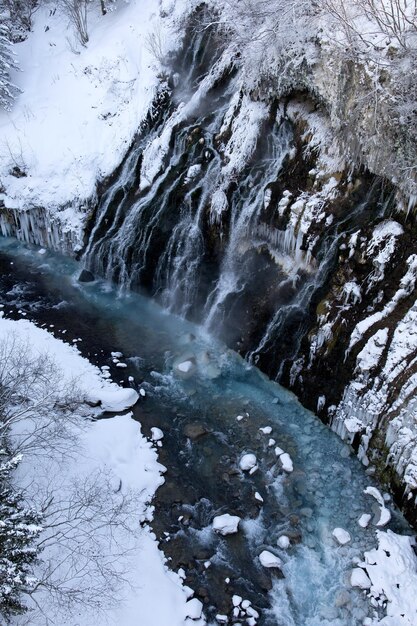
top-left (0, 237), bottom-right (411, 626)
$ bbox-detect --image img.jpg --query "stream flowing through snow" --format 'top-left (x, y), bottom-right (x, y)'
top-left (0, 236), bottom-right (413, 626)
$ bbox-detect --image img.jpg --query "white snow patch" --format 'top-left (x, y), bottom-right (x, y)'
top-left (351, 567), bottom-right (372, 589)
top-left (365, 530), bottom-right (417, 626)
top-left (185, 598), bottom-right (203, 620)
top-left (0, 0), bottom-right (179, 219)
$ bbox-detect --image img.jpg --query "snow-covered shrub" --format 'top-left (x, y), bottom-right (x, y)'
top-left (322, 0), bottom-right (417, 53)
top-left (211, 0), bottom-right (318, 93)
top-left (0, 454), bottom-right (42, 619)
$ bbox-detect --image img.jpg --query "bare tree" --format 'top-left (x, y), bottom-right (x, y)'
top-left (0, 333), bottom-right (82, 460)
top-left (322, 0), bottom-right (417, 53)
top-left (24, 469), bottom-right (142, 623)
top-left (59, 0), bottom-right (89, 46)
top-left (0, 333), bottom-right (144, 622)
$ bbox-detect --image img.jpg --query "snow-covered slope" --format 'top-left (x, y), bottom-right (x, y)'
top-left (0, 0), bottom-right (188, 249)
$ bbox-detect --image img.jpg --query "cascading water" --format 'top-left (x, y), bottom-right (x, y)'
top-left (82, 23), bottom-right (323, 370)
top-left (202, 119), bottom-right (293, 330)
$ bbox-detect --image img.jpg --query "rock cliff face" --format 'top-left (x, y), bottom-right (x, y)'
top-left (1, 5), bottom-right (417, 526)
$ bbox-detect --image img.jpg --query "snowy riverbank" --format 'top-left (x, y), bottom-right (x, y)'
top-left (0, 315), bottom-right (202, 625)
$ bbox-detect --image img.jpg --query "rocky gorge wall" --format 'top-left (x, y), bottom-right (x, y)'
top-left (1, 5), bottom-right (417, 527)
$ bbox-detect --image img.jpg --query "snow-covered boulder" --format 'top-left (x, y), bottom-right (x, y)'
top-left (279, 453), bottom-right (293, 473)
top-left (185, 597), bottom-right (203, 620)
top-left (350, 567), bottom-right (371, 589)
top-left (277, 535), bottom-right (290, 549)
top-left (259, 550), bottom-right (283, 569)
top-left (239, 453), bottom-right (257, 471)
top-left (88, 387), bottom-right (139, 412)
top-left (151, 427), bottom-right (164, 442)
top-left (259, 426), bottom-right (272, 434)
top-left (174, 359), bottom-right (196, 378)
top-left (332, 528), bottom-right (351, 545)
top-left (358, 513), bottom-right (371, 528)
top-left (212, 514), bottom-right (241, 536)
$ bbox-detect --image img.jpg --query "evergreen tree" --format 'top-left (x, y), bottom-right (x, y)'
top-left (0, 20), bottom-right (19, 111)
top-left (0, 453), bottom-right (42, 619)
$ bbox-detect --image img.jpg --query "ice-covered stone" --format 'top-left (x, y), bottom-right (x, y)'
top-left (259, 426), bottom-right (272, 435)
top-left (232, 595), bottom-right (242, 607)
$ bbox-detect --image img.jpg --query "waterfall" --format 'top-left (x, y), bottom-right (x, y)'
top-left (203, 119), bottom-right (293, 330)
top-left (81, 19), bottom-right (380, 383)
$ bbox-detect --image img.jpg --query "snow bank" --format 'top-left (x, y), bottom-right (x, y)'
top-left (0, 316), bottom-right (137, 412)
top-left (365, 530), bottom-right (417, 626)
top-left (0, 316), bottom-right (195, 626)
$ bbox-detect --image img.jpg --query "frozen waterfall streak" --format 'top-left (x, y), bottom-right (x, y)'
top-left (203, 118), bottom-right (293, 330)
top-left (248, 195), bottom-right (375, 376)
top-left (247, 236), bottom-right (338, 368)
